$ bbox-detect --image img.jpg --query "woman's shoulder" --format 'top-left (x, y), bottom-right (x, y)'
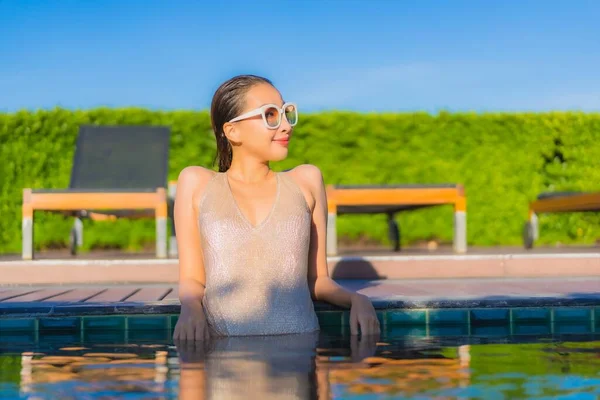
top-left (285, 164), bottom-right (323, 182)
top-left (178, 166), bottom-right (217, 186)
top-left (282, 164), bottom-right (325, 195)
top-left (176, 166), bottom-right (218, 205)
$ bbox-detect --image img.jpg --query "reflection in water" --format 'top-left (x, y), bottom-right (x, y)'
top-left (1, 333), bottom-right (600, 399)
top-left (177, 331), bottom-right (324, 399)
top-left (326, 345), bottom-right (471, 398)
top-left (17, 345), bottom-right (169, 398)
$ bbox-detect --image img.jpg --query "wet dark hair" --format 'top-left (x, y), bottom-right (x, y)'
top-left (210, 74), bottom-right (273, 172)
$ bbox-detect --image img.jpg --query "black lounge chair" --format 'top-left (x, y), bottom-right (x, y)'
top-left (22, 125), bottom-right (173, 259)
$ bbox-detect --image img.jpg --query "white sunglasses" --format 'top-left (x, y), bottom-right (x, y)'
top-left (229, 102), bottom-right (298, 129)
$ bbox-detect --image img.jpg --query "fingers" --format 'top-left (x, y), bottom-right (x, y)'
top-left (174, 339), bottom-right (206, 365)
top-left (173, 321), bottom-right (190, 341)
top-left (358, 317), bottom-right (369, 335)
top-left (184, 324), bottom-right (195, 341)
top-left (173, 319), bottom-right (210, 342)
top-left (371, 316), bottom-right (381, 335)
top-left (194, 323), bottom-right (203, 341)
top-left (355, 315), bottom-right (381, 336)
top-left (350, 309), bottom-right (359, 336)
top-left (195, 320), bottom-right (210, 342)
top-left (350, 334), bottom-right (362, 362)
top-left (368, 318), bottom-right (375, 335)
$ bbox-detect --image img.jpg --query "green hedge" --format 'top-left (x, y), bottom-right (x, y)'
top-left (1, 108), bottom-right (599, 254)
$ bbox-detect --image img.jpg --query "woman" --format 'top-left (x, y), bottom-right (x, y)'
top-left (174, 332), bottom-right (380, 399)
top-left (173, 74), bottom-right (380, 340)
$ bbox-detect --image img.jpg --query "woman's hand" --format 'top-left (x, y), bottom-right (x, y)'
top-left (350, 333), bottom-right (379, 363)
top-left (350, 293), bottom-right (381, 336)
top-left (174, 337), bottom-right (207, 366)
top-left (173, 300), bottom-right (210, 341)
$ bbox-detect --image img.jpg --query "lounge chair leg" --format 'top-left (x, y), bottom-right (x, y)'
top-left (156, 188), bottom-right (168, 259)
top-left (327, 211), bottom-right (338, 256)
top-left (454, 189), bottom-right (467, 253)
top-left (168, 215), bottom-right (178, 258)
top-left (22, 217), bottom-right (33, 260)
top-left (524, 210), bottom-right (538, 249)
top-left (22, 189), bottom-right (34, 260)
top-left (70, 217), bottom-right (84, 256)
top-left (387, 213), bottom-right (400, 252)
top-left (168, 182), bottom-right (178, 258)
top-left (531, 212), bottom-right (539, 241)
top-left (453, 210), bottom-right (467, 254)
top-left (156, 218), bottom-right (167, 258)
top-left (169, 236), bottom-right (178, 258)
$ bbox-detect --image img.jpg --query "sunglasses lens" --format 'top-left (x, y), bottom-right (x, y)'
top-left (264, 106), bottom-right (281, 128)
top-left (284, 104), bottom-right (298, 125)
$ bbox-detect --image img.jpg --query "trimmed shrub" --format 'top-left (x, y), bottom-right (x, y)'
top-left (0, 108), bottom-right (599, 253)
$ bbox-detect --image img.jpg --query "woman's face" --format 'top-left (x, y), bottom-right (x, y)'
top-left (227, 83), bottom-right (295, 163)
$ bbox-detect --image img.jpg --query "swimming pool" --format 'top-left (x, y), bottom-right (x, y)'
top-left (1, 309), bottom-right (599, 399)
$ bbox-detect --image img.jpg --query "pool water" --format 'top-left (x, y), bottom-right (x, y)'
top-left (1, 330), bottom-right (599, 399)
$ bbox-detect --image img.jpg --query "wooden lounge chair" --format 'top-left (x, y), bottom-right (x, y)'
top-left (523, 191), bottom-right (600, 249)
top-left (325, 184), bottom-right (467, 255)
top-left (164, 181), bottom-right (467, 258)
top-left (22, 125), bottom-right (172, 260)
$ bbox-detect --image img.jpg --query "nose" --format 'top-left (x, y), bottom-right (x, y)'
top-left (280, 114), bottom-right (292, 132)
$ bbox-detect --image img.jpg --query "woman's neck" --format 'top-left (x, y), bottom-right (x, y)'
top-left (226, 159), bottom-right (273, 184)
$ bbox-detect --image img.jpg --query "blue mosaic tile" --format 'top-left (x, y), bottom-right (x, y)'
top-left (170, 315), bottom-right (179, 329)
top-left (470, 309), bottom-right (510, 324)
top-left (554, 322), bottom-right (592, 334)
top-left (128, 329), bottom-right (170, 342)
top-left (387, 310), bottom-right (426, 326)
top-left (319, 324), bottom-right (344, 337)
top-left (0, 318), bottom-right (36, 331)
top-left (377, 311), bottom-right (385, 327)
top-left (429, 309), bottom-right (469, 325)
top-left (385, 325), bottom-right (427, 338)
top-left (317, 311), bottom-right (342, 327)
top-left (39, 332), bottom-right (80, 343)
top-left (554, 308), bottom-right (592, 323)
top-left (83, 316), bottom-right (126, 331)
top-left (471, 325), bottom-right (510, 337)
top-left (83, 330), bottom-right (126, 344)
top-left (127, 316), bottom-right (170, 331)
top-left (39, 317), bottom-right (80, 331)
top-left (0, 332), bottom-right (36, 343)
top-left (429, 325), bottom-right (469, 337)
top-left (513, 308), bottom-right (551, 323)
top-left (514, 323), bottom-right (551, 336)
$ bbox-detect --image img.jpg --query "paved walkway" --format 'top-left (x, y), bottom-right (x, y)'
top-left (2, 252), bottom-right (600, 286)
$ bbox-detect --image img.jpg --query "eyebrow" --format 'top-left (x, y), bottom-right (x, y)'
top-left (258, 101), bottom-right (285, 108)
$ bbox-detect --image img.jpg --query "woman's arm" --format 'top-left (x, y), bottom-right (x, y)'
top-left (295, 165), bottom-right (380, 336)
top-left (173, 166), bottom-right (214, 341)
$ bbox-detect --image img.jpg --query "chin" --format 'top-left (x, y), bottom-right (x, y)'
top-left (269, 149), bottom-right (289, 162)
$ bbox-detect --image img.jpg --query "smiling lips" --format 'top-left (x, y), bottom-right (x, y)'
top-left (273, 138), bottom-right (289, 147)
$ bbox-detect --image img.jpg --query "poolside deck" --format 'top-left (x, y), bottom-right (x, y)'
top-left (0, 277), bottom-right (599, 317)
top-left (0, 246), bottom-right (598, 322)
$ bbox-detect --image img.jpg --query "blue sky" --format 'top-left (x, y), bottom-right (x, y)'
top-left (1, 0), bottom-right (599, 113)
